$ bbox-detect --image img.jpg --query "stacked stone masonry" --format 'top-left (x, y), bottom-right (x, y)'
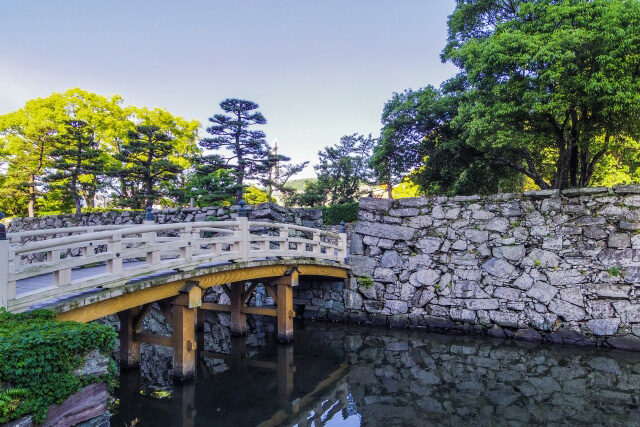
top-left (344, 186), bottom-right (640, 350)
top-left (7, 203), bottom-right (323, 234)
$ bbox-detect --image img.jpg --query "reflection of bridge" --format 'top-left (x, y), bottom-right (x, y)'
top-left (117, 334), bottom-right (351, 427)
top-left (0, 208), bottom-right (349, 379)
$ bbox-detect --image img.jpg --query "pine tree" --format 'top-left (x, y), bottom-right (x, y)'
top-left (200, 99), bottom-right (272, 203)
top-left (46, 120), bottom-right (105, 214)
top-left (113, 125), bottom-right (183, 208)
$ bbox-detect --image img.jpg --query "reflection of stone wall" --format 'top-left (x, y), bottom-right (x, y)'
top-left (344, 187), bottom-right (640, 350)
top-left (304, 323), bottom-right (640, 426)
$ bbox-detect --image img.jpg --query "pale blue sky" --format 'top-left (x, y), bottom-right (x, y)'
top-left (1, 0), bottom-right (457, 177)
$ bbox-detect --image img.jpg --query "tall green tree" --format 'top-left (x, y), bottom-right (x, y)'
top-left (45, 120), bottom-right (105, 214)
top-left (200, 99), bottom-right (271, 203)
top-left (175, 155), bottom-right (238, 206)
top-left (292, 134), bottom-right (375, 206)
top-left (0, 96), bottom-right (63, 217)
top-left (443, 0), bottom-right (640, 189)
top-left (113, 125), bottom-right (184, 208)
top-left (373, 83), bottom-right (523, 195)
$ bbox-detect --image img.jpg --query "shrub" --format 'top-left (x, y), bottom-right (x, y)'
top-left (0, 309), bottom-right (116, 423)
top-left (322, 202), bottom-right (359, 225)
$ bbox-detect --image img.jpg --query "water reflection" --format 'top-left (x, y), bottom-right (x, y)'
top-left (112, 312), bottom-right (640, 426)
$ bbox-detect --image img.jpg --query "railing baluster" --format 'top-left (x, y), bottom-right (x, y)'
top-left (107, 231), bottom-right (123, 274)
top-left (279, 226), bottom-right (288, 254)
top-left (237, 217), bottom-right (249, 259)
top-left (49, 249), bottom-right (71, 287)
top-left (180, 224), bottom-right (193, 261)
top-left (312, 231), bottom-right (321, 256)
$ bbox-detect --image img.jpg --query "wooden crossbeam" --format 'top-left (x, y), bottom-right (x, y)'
top-left (242, 282), bottom-right (259, 303)
top-left (157, 301), bottom-right (174, 326)
top-left (133, 303), bottom-right (154, 330)
top-left (201, 302), bottom-right (231, 312)
top-left (200, 302), bottom-right (282, 318)
top-left (221, 284), bottom-right (232, 298)
top-left (243, 307), bottom-right (277, 317)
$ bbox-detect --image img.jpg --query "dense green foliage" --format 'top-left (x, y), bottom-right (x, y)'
top-left (0, 92), bottom-right (308, 216)
top-left (113, 125), bottom-right (184, 209)
top-left (288, 134), bottom-right (375, 207)
top-left (0, 89), bottom-right (199, 217)
top-left (372, 0), bottom-right (640, 195)
top-left (0, 309), bottom-right (116, 423)
top-left (46, 120), bottom-right (106, 214)
top-left (321, 202), bottom-right (359, 225)
top-left (199, 99), bottom-right (306, 204)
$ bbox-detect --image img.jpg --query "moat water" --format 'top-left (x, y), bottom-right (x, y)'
top-left (111, 314), bottom-right (640, 426)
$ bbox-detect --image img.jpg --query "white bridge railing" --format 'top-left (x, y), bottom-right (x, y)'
top-left (0, 215), bottom-right (347, 312)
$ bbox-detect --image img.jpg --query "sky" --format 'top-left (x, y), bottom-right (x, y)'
top-left (0, 0), bottom-right (458, 178)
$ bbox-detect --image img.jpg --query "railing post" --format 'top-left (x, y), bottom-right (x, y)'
top-left (237, 216), bottom-right (249, 261)
top-left (0, 214), bottom-right (8, 310)
top-left (143, 206), bottom-right (160, 265)
top-left (107, 231), bottom-right (123, 274)
top-left (179, 224), bottom-right (193, 261)
top-left (312, 231), bottom-right (322, 256)
top-left (279, 226), bottom-right (289, 254)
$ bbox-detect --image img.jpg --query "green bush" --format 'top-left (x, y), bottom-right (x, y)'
top-left (322, 202), bottom-right (359, 225)
top-left (0, 309), bottom-right (116, 423)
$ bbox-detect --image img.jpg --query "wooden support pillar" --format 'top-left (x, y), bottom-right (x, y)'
top-left (172, 304), bottom-right (196, 381)
top-left (276, 270), bottom-right (297, 343)
top-left (195, 309), bottom-right (206, 353)
top-left (173, 381), bottom-right (196, 427)
top-left (172, 281), bottom-right (202, 381)
top-left (118, 366), bottom-right (141, 420)
top-left (277, 343), bottom-right (295, 404)
top-left (196, 308), bottom-right (206, 332)
top-left (230, 283), bottom-right (247, 336)
top-left (118, 308), bottom-right (141, 369)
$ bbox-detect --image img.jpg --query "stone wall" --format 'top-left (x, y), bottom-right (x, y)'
top-left (7, 203), bottom-right (322, 234)
top-left (343, 186), bottom-right (640, 350)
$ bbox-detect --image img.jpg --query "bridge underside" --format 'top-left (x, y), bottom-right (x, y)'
top-left (49, 259), bottom-right (349, 380)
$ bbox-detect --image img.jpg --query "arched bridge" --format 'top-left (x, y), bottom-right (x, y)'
top-left (0, 212), bottom-right (349, 379)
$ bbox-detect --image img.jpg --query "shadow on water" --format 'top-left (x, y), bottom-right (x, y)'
top-left (111, 312), bottom-right (640, 427)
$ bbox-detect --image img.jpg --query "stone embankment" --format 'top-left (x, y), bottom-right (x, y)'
top-left (7, 203), bottom-right (322, 235)
top-left (343, 186), bottom-right (640, 350)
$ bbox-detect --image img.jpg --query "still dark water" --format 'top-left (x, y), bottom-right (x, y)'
top-left (112, 315), bottom-right (640, 427)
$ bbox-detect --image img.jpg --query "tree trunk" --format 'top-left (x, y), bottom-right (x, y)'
top-left (145, 178), bottom-right (154, 208)
top-left (28, 174), bottom-right (36, 218)
top-left (71, 175), bottom-right (82, 215)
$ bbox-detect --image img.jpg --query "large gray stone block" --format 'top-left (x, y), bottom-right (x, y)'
top-left (354, 221), bottom-right (415, 240)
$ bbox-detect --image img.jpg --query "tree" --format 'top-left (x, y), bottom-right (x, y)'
top-left (45, 120), bottom-right (105, 214)
top-left (111, 107), bottom-right (200, 204)
top-left (243, 186), bottom-right (273, 205)
top-left (372, 87), bottom-right (441, 198)
top-left (264, 143), bottom-right (308, 199)
top-left (291, 134), bottom-right (375, 206)
top-left (372, 83), bottom-right (522, 196)
top-left (443, 0), bottom-right (640, 189)
top-left (175, 155), bottom-right (238, 207)
top-left (200, 99), bottom-right (271, 203)
top-left (0, 96), bottom-right (62, 217)
top-left (113, 125), bottom-right (184, 208)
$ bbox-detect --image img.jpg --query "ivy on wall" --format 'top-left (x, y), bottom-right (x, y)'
top-left (322, 202), bottom-right (359, 225)
top-left (0, 309), bottom-right (116, 423)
